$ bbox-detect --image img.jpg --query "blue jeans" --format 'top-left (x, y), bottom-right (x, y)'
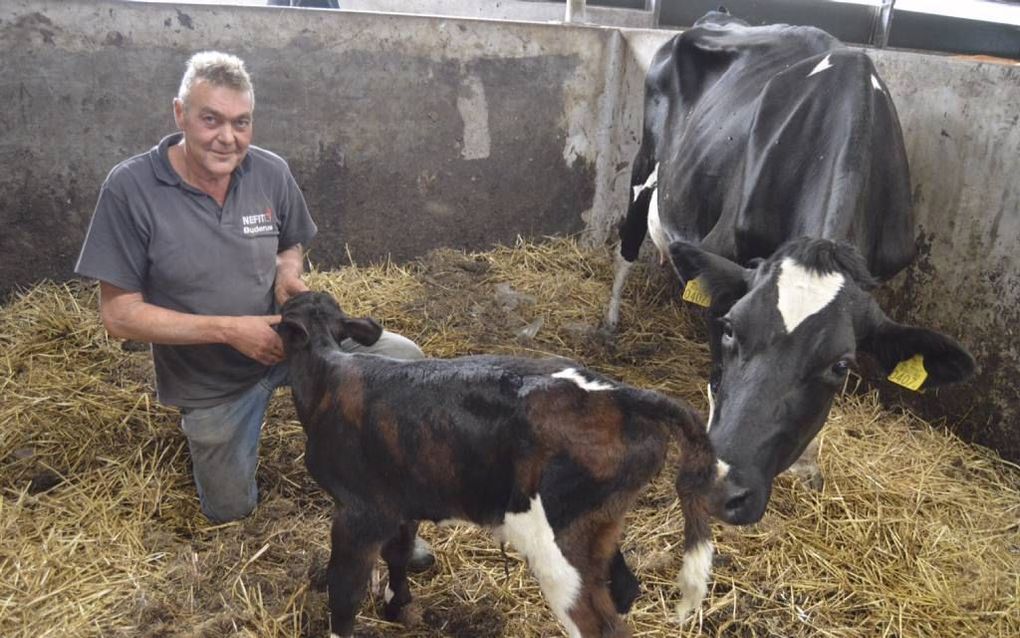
top-left (180, 331), bottom-right (423, 522)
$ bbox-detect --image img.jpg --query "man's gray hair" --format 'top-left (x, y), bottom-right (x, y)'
top-left (177, 51), bottom-right (254, 110)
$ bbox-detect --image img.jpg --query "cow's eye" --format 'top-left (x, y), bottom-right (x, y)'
top-left (831, 359), bottom-right (851, 376)
top-left (719, 319), bottom-right (736, 350)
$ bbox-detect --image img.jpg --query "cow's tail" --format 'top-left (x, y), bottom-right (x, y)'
top-left (669, 399), bottom-right (717, 622)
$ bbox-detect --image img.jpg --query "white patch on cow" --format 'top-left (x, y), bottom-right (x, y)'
top-left (552, 368), bottom-right (614, 392)
top-left (807, 54), bottom-right (833, 77)
top-left (715, 459), bottom-right (731, 481)
top-left (606, 247), bottom-right (634, 328)
top-left (871, 74), bottom-right (883, 91)
top-left (384, 585), bottom-right (395, 604)
top-left (675, 540), bottom-right (714, 621)
top-left (456, 74), bottom-right (491, 160)
top-left (776, 258), bottom-right (845, 333)
top-left (705, 383), bottom-right (715, 433)
top-left (501, 496), bottom-right (583, 638)
top-left (647, 188), bottom-right (670, 264)
top-left (631, 162), bottom-right (660, 199)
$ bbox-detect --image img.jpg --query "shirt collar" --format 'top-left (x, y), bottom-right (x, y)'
top-left (150, 132), bottom-right (253, 186)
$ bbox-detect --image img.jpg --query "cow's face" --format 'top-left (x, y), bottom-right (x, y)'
top-left (279, 291), bottom-right (383, 355)
top-left (670, 238), bottom-right (975, 525)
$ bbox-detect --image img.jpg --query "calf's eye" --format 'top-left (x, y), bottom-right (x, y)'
top-left (831, 360), bottom-right (850, 375)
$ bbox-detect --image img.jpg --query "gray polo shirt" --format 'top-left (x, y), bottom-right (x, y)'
top-left (76, 133), bottom-right (317, 408)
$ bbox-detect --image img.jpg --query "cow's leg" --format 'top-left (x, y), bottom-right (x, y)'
top-left (326, 509), bottom-right (388, 638)
top-left (608, 548), bottom-right (640, 614)
top-left (785, 434), bottom-right (824, 491)
top-left (380, 520), bottom-right (420, 625)
top-left (606, 187), bottom-right (655, 330)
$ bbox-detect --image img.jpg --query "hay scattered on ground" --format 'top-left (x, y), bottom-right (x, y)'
top-left (1, 237), bottom-right (1017, 637)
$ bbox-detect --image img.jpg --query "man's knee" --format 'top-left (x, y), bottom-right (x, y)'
top-left (356, 331), bottom-right (424, 360)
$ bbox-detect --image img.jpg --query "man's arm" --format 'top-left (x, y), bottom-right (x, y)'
top-left (99, 282), bottom-right (284, 366)
top-left (275, 243), bottom-right (310, 306)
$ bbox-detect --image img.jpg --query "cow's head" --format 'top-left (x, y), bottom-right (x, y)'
top-left (669, 237), bottom-right (975, 525)
top-left (278, 291), bottom-right (383, 355)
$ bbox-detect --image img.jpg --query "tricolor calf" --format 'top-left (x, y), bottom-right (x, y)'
top-left (279, 291), bottom-right (723, 638)
top-left (606, 10), bottom-right (975, 525)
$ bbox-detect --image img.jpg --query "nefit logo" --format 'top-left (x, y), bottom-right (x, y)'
top-left (242, 207), bottom-right (275, 236)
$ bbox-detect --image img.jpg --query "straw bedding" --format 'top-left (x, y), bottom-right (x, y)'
top-left (1, 237), bottom-right (1017, 637)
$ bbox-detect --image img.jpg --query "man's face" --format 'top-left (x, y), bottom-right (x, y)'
top-left (173, 80), bottom-right (253, 180)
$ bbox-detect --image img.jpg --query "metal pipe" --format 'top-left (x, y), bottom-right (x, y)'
top-left (873, 0), bottom-right (896, 48)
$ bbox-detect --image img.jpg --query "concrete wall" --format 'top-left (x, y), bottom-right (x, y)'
top-left (0, 0), bottom-right (629, 290)
top-left (1, 0), bottom-right (1018, 461)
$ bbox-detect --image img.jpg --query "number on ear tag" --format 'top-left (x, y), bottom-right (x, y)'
top-left (887, 354), bottom-right (927, 391)
top-left (682, 278), bottom-right (712, 307)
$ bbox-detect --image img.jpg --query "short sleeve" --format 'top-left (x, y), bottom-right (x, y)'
top-left (74, 176), bottom-right (149, 292)
top-left (276, 167), bottom-right (317, 253)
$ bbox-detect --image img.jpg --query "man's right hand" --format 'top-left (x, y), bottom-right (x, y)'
top-left (225, 315), bottom-right (284, 365)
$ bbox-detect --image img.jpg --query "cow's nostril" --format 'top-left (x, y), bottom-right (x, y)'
top-left (724, 488), bottom-right (751, 515)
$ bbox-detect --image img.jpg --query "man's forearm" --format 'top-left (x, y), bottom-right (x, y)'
top-left (275, 244), bottom-right (310, 305)
top-left (102, 294), bottom-right (233, 345)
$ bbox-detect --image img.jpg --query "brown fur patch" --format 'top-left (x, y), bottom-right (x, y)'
top-left (376, 405), bottom-right (404, 466)
top-left (527, 389), bottom-right (626, 481)
top-left (338, 364), bottom-right (365, 429)
top-left (417, 425), bottom-right (457, 488)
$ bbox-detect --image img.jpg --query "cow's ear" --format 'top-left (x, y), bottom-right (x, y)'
top-left (668, 241), bottom-right (751, 314)
top-left (277, 317), bottom-right (309, 349)
top-left (859, 320), bottom-right (976, 389)
top-left (341, 316), bottom-right (384, 346)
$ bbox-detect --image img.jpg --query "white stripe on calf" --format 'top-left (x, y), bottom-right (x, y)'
top-left (501, 496), bottom-right (583, 638)
top-left (807, 54), bottom-right (833, 77)
top-left (776, 258), bottom-right (844, 333)
top-left (384, 585), bottom-right (395, 604)
top-left (552, 368), bottom-right (614, 392)
top-left (675, 540), bottom-right (714, 622)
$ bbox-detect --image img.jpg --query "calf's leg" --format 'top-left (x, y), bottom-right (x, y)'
top-left (380, 520), bottom-right (420, 624)
top-left (326, 509), bottom-right (389, 638)
top-left (608, 548), bottom-right (640, 614)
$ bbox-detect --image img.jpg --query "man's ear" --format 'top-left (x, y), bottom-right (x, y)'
top-left (277, 317), bottom-right (309, 349)
top-left (859, 319), bottom-right (976, 389)
top-left (341, 316), bottom-right (384, 346)
top-left (668, 240), bottom-right (751, 315)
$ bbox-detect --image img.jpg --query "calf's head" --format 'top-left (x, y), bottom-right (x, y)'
top-left (669, 237), bottom-right (974, 525)
top-left (278, 291), bottom-right (383, 355)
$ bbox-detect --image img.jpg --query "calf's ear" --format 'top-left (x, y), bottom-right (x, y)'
top-left (668, 241), bottom-right (751, 314)
top-left (277, 318), bottom-right (309, 349)
top-left (341, 316), bottom-right (384, 346)
top-left (858, 320), bottom-right (976, 389)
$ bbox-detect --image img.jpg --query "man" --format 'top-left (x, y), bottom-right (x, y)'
top-left (75, 51), bottom-right (433, 569)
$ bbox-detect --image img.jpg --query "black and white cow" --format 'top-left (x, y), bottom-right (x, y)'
top-left (605, 11), bottom-right (975, 526)
top-left (279, 291), bottom-right (725, 638)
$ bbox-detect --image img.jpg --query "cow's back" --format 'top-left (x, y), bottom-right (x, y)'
top-left (651, 17), bottom-right (914, 280)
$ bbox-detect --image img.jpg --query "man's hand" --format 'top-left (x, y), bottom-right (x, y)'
top-left (225, 315), bottom-right (285, 365)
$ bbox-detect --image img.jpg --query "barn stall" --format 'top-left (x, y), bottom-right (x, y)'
top-left (1, 1), bottom-right (1018, 637)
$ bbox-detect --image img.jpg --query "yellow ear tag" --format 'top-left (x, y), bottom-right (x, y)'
top-left (682, 278), bottom-right (712, 307)
top-left (887, 354), bottom-right (927, 391)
